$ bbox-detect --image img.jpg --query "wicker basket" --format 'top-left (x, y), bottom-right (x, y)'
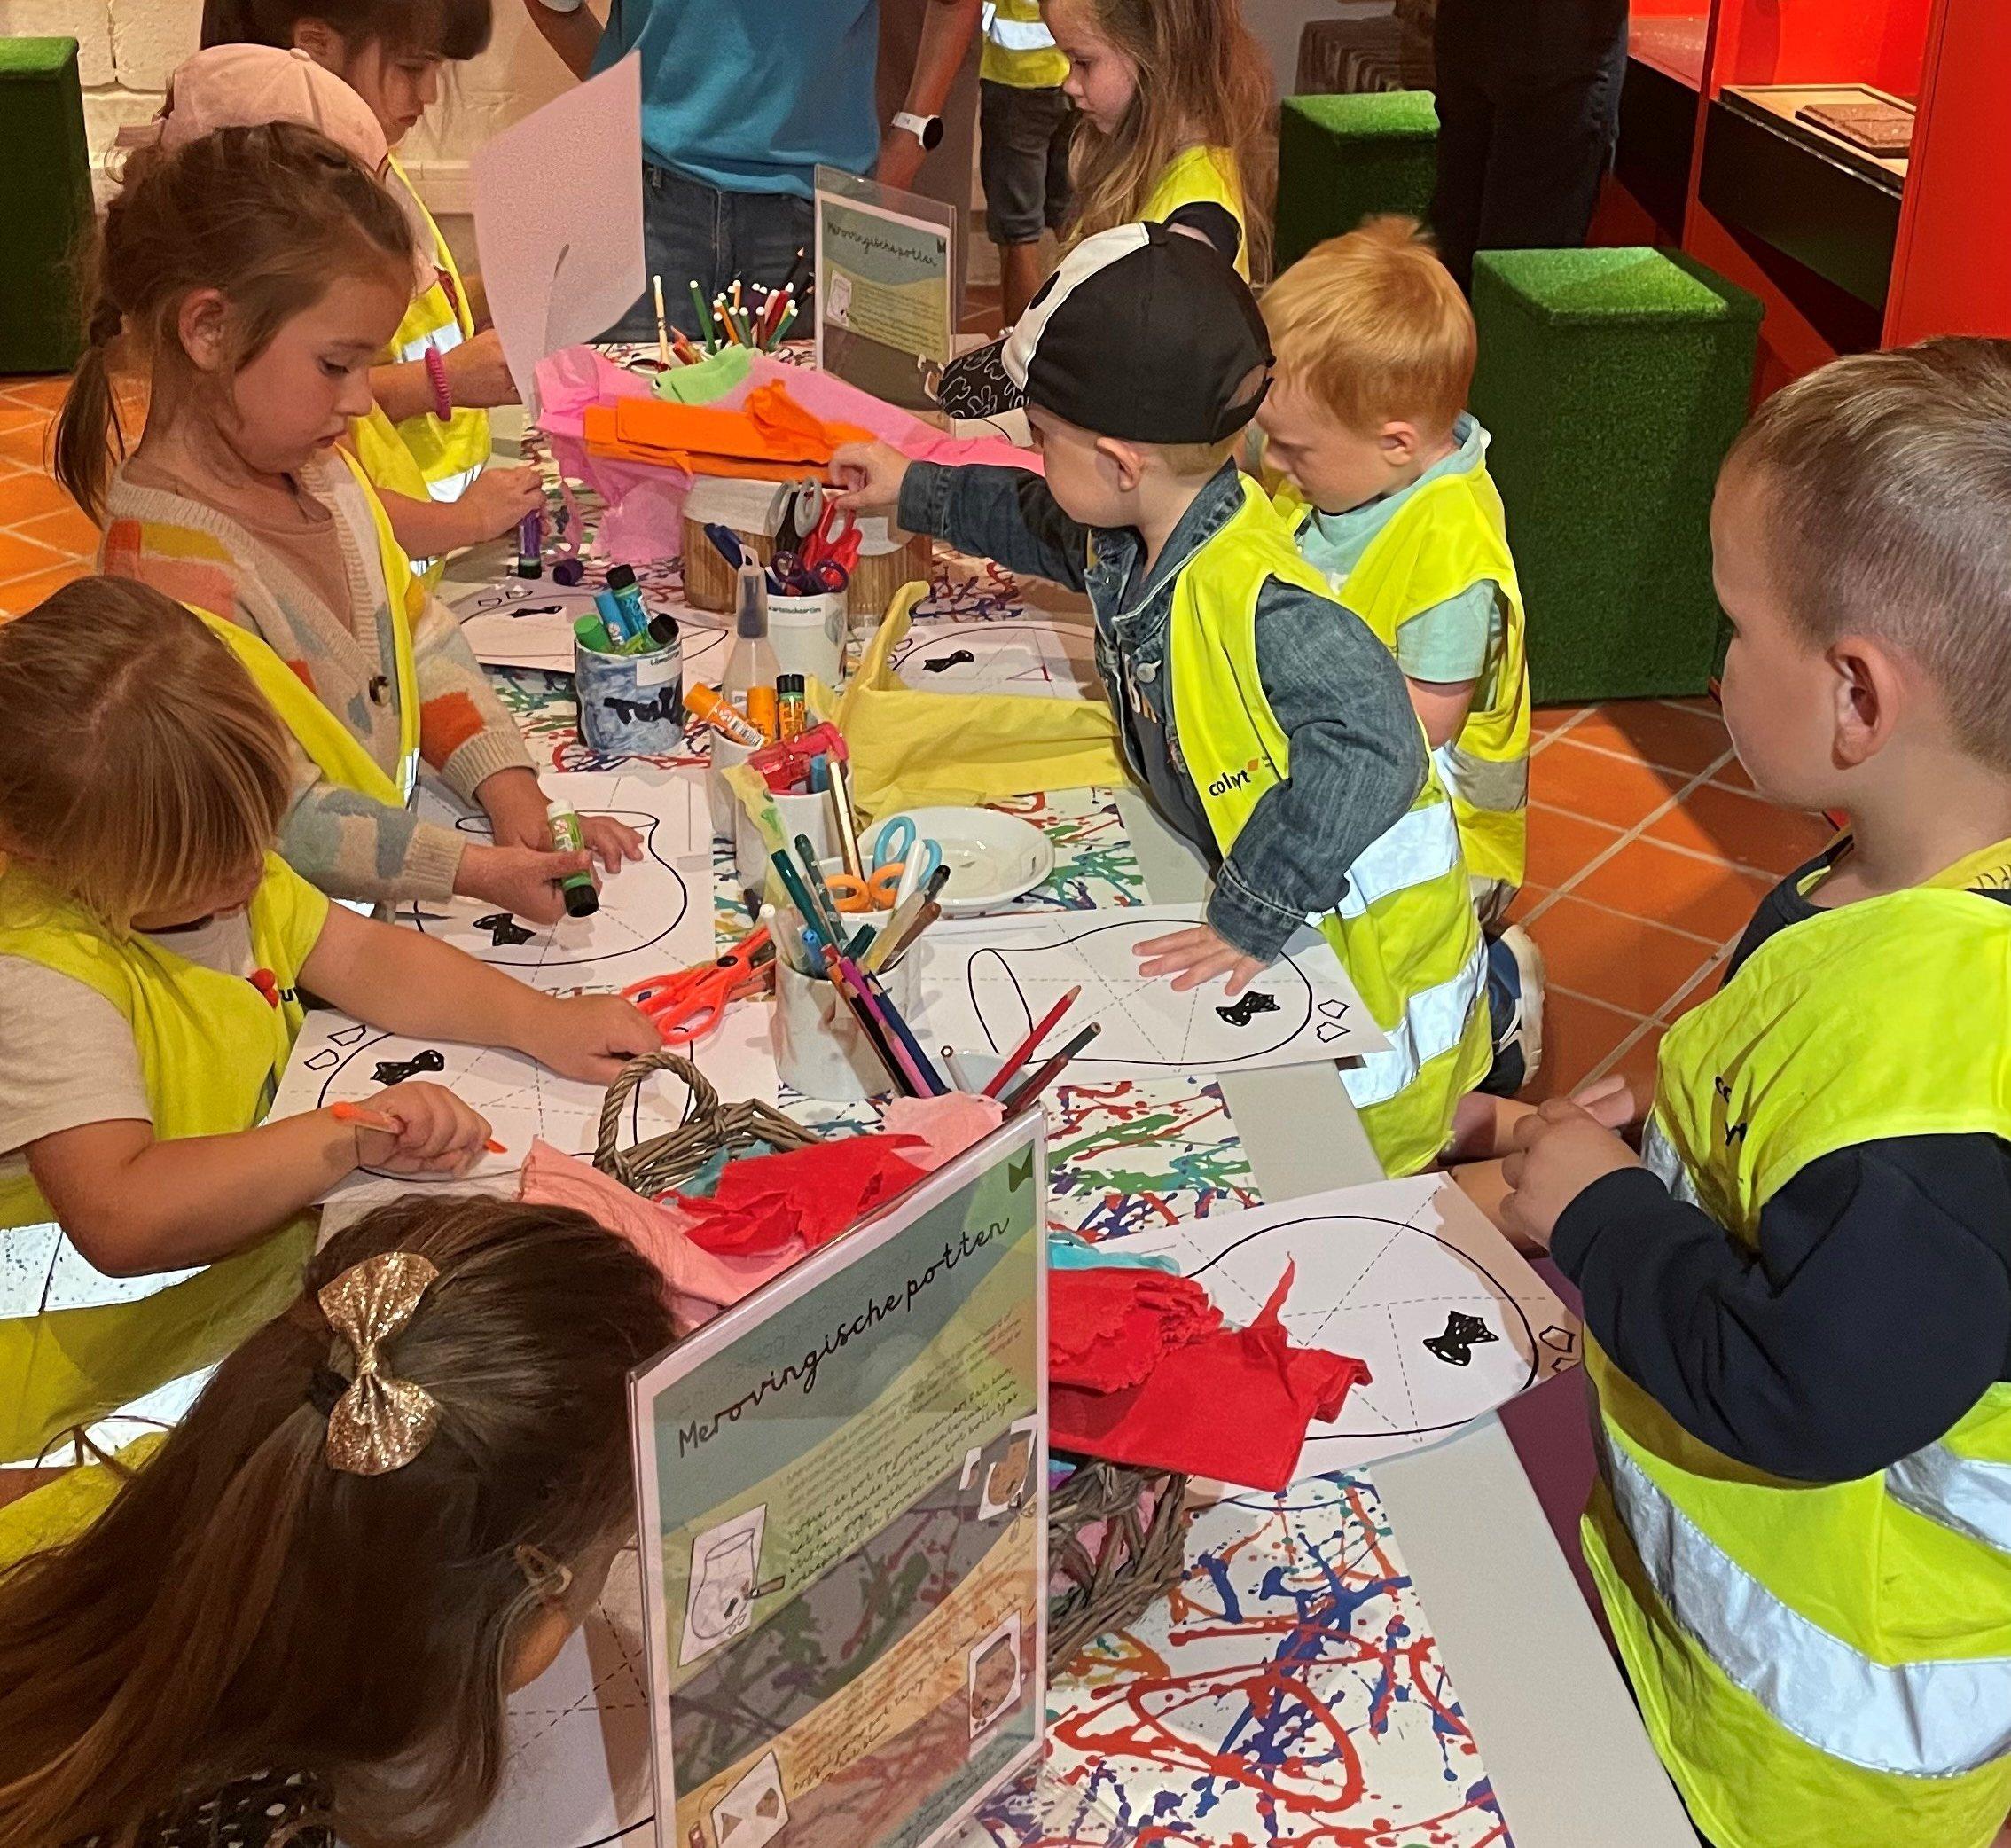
top-left (592, 1050), bottom-right (1193, 1664)
top-left (681, 513), bottom-right (935, 623)
top-left (1047, 1459), bottom-right (1194, 1665)
top-left (593, 1048), bottom-right (821, 1196)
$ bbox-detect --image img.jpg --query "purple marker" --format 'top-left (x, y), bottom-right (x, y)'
top-left (515, 511), bottom-right (544, 578)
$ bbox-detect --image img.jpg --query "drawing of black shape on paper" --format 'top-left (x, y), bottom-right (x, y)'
top-left (372, 1047), bottom-right (445, 1085)
top-left (472, 912), bottom-right (537, 948)
top-left (924, 648), bottom-right (975, 673)
top-left (708, 1751), bottom-right (788, 1848)
top-left (1423, 1310), bottom-right (1498, 1367)
top-left (1217, 991), bottom-right (1279, 1028)
top-left (966, 918), bottom-right (1314, 1069)
top-left (603, 688), bottom-right (680, 725)
top-left (1315, 998), bottom-right (1351, 1043)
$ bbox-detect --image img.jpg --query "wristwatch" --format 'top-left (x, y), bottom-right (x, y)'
top-left (892, 109), bottom-right (945, 151)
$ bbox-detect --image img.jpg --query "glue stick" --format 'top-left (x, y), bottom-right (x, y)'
top-left (544, 800), bottom-right (601, 919)
top-left (685, 682), bottom-right (765, 747)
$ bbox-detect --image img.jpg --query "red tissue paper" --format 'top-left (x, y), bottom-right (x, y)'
top-left (1049, 1263), bottom-right (1371, 1492)
top-left (672, 1136), bottom-right (927, 1256)
top-left (1050, 1268), bottom-right (1222, 1393)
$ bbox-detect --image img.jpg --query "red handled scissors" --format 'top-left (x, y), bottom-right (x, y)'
top-left (621, 925), bottom-right (775, 1048)
top-left (801, 500), bottom-right (861, 576)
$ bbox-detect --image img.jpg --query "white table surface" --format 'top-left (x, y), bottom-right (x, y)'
top-left (1117, 789), bottom-right (1697, 1848)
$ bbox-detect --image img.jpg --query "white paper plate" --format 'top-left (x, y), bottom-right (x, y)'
top-left (876, 806), bottom-right (1054, 916)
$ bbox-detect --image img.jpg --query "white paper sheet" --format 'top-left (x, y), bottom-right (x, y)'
top-left (892, 613), bottom-right (1099, 701)
top-left (906, 903), bottom-right (1389, 1079)
top-left (1117, 1174), bottom-right (1579, 1478)
top-left (268, 1015), bottom-right (700, 1208)
top-left (395, 770), bottom-right (712, 992)
top-left (447, 578), bottom-right (732, 685)
top-left (473, 54), bottom-right (646, 413)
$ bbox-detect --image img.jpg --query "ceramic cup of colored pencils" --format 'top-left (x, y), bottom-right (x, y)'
top-left (766, 901), bottom-right (919, 1100)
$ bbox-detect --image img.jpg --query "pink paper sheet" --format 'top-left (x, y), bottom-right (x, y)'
top-left (532, 348), bottom-right (1041, 560)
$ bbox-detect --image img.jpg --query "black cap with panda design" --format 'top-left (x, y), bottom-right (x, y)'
top-left (955, 220), bottom-right (1273, 444)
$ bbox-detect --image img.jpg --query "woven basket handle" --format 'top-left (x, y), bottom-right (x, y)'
top-left (595, 1048), bottom-right (713, 1167)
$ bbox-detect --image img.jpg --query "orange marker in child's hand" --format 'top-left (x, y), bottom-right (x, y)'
top-left (331, 1100), bottom-right (505, 1154)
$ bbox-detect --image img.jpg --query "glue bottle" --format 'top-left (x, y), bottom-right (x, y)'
top-left (544, 800), bottom-right (601, 919)
top-left (722, 560), bottom-right (780, 741)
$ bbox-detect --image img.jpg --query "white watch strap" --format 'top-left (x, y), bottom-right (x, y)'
top-left (893, 111), bottom-right (935, 138)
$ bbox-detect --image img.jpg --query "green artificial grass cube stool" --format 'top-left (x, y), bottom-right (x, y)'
top-left (1274, 90), bottom-right (1438, 272)
top-left (1468, 247), bottom-right (1763, 706)
top-left (0, 38), bottom-right (92, 373)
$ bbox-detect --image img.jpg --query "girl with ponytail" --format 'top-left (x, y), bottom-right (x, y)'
top-left (0, 1194), bottom-right (673, 1848)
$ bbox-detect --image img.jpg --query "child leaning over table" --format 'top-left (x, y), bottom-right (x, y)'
top-left (833, 223), bottom-right (1491, 1178)
top-left (1256, 217), bottom-right (1539, 1087)
top-left (1486, 340), bottom-right (2011, 1848)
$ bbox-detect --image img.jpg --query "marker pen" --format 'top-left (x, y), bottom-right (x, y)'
top-left (544, 800), bottom-right (600, 918)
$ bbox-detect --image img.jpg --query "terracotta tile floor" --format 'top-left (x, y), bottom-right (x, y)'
top-left (0, 375), bottom-right (1838, 1092)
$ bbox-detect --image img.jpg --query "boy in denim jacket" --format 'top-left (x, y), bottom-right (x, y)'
top-left (833, 224), bottom-right (1491, 1175)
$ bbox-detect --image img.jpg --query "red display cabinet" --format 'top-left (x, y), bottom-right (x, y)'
top-left (1602, 0), bottom-right (2011, 391)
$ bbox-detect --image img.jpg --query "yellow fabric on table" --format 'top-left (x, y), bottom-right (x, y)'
top-left (834, 583), bottom-right (1123, 814)
top-left (0, 1432), bottom-right (167, 1570)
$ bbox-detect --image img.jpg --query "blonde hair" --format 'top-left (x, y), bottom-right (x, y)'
top-left (0, 1194), bottom-right (673, 1848)
top-left (1723, 337), bottom-right (2011, 774)
top-left (1055, 0), bottom-right (1276, 278)
top-left (0, 578), bottom-right (292, 932)
top-left (54, 121), bottom-right (417, 522)
top-left (1262, 216), bottom-right (1475, 435)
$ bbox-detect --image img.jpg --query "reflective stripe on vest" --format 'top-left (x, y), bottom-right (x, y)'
top-left (1342, 936), bottom-right (1487, 1110)
top-left (1886, 1444), bottom-right (2011, 1557)
top-left (1598, 1420), bottom-right (2011, 1779)
top-left (424, 460), bottom-right (484, 504)
top-left (984, 6), bottom-right (1056, 51)
top-left (1436, 738), bottom-right (1528, 817)
top-left (1640, 1117), bottom-right (1702, 1208)
top-left (395, 312), bottom-right (466, 365)
top-left (1335, 795), bottom-right (1461, 920)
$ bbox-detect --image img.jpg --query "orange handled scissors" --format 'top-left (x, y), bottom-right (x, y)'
top-left (621, 925), bottom-right (775, 1048)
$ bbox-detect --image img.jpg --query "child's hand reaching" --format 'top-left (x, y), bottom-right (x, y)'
top-left (828, 442), bottom-right (912, 513)
top-left (1132, 923), bottom-right (1267, 996)
top-left (1499, 1098), bottom-right (1645, 1250)
top-left (522, 993), bottom-right (662, 1084)
top-left (342, 1081), bottom-right (493, 1175)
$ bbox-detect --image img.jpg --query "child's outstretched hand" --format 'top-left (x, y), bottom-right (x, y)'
top-left (524, 993), bottom-right (662, 1084)
top-left (1132, 923), bottom-right (1267, 996)
top-left (344, 1081), bottom-right (493, 1175)
top-left (1500, 1098), bottom-right (1644, 1250)
top-left (828, 441), bottom-right (912, 513)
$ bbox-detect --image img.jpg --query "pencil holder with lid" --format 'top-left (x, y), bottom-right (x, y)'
top-left (576, 635), bottom-right (683, 756)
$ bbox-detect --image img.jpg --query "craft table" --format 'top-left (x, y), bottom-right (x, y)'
top-left (428, 407), bottom-right (1694, 1848)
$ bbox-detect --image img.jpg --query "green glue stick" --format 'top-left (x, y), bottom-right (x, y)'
top-left (545, 799), bottom-right (600, 918)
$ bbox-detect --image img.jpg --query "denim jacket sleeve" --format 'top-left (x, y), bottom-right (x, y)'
top-left (896, 462), bottom-right (1092, 591)
top-left (1208, 578), bottom-right (1429, 961)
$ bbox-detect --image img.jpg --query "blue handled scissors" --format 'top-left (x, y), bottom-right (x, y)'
top-left (871, 816), bottom-right (942, 896)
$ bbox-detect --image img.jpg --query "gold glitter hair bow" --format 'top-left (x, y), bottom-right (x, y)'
top-left (315, 1250), bottom-right (441, 1476)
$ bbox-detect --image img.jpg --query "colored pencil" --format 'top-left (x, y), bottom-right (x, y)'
top-left (942, 1046), bottom-right (975, 1092)
top-left (860, 883), bottom-right (928, 975)
top-left (1001, 1022), bottom-right (1102, 1115)
top-left (768, 299), bottom-right (801, 347)
top-left (651, 275), bottom-right (671, 366)
top-left (982, 984), bottom-right (1082, 1098)
top-left (826, 948), bottom-right (932, 1095)
top-left (331, 1100), bottom-right (505, 1154)
top-left (687, 279), bottom-right (713, 352)
top-left (820, 948), bottom-right (912, 1093)
top-left (768, 849), bottom-right (825, 937)
top-left (794, 834), bottom-right (849, 944)
top-left (865, 972), bottom-right (948, 1095)
top-left (826, 759), bottom-right (865, 878)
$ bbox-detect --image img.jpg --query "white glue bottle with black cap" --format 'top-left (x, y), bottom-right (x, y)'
top-left (721, 560), bottom-right (781, 741)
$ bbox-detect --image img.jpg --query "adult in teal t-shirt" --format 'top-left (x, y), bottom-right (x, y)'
top-left (523, 0), bottom-right (980, 339)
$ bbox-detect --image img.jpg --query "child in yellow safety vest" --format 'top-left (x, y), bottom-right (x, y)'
top-left (56, 120), bottom-right (638, 921)
top-left (836, 224), bottom-right (1492, 1178)
top-left (1491, 340), bottom-right (2011, 1848)
top-left (199, 0), bottom-right (543, 581)
top-left (0, 582), bottom-right (661, 1471)
top-left (1256, 216), bottom-right (1539, 1092)
top-left (0, 1194), bottom-right (674, 1848)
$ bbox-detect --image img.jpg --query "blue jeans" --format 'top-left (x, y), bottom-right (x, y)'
top-left (603, 162), bottom-right (815, 341)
